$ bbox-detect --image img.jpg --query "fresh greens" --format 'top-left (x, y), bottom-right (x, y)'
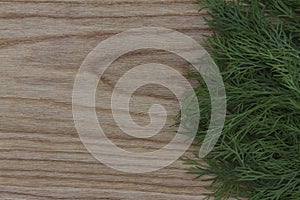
top-left (184, 0), bottom-right (300, 199)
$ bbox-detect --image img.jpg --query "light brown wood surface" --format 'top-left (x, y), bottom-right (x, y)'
top-left (0, 1), bottom-right (211, 199)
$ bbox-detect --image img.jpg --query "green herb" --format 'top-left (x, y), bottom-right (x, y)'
top-left (184, 0), bottom-right (300, 199)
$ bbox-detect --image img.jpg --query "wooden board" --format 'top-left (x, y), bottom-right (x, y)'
top-left (0, 1), bottom-right (211, 199)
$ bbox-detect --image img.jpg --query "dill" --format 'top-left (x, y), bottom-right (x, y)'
top-left (184, 1), bottom-right (300, 199)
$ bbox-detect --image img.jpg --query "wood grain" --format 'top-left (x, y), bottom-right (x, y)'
top-left (0, 1), bottom-right (211, 199)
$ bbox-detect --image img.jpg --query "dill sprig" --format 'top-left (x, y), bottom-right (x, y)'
top-left (184, 0), bottom-right (300, 199)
